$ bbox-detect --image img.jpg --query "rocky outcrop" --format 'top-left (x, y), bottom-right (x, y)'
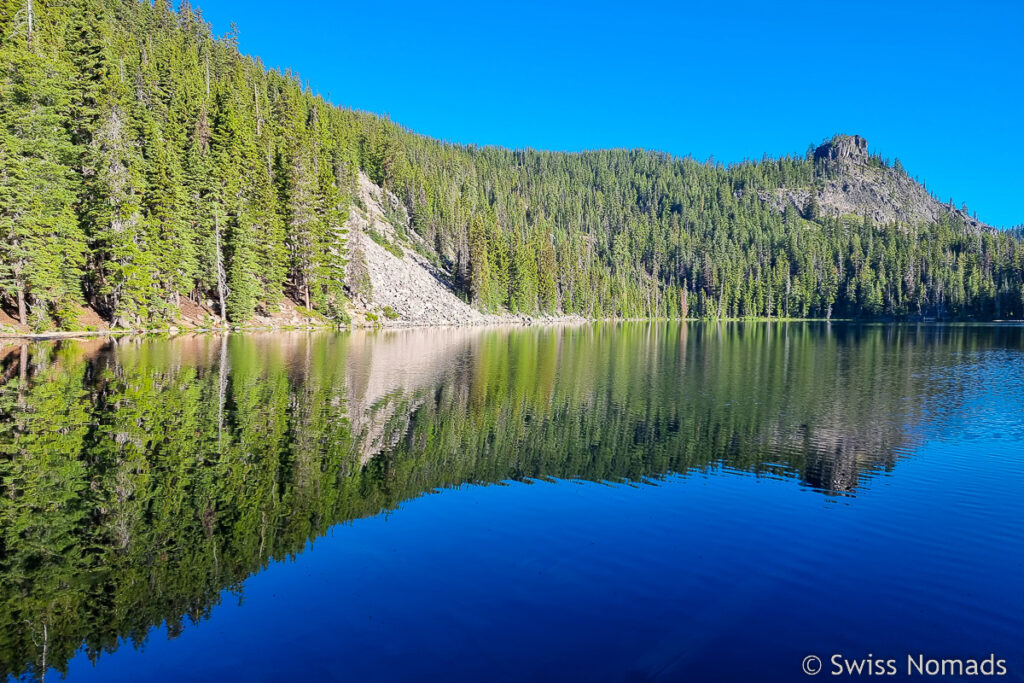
top-left (760, 135), bottom-right (990, 230)
top-left (344, 173), bottom-right (499, 326)
top-left (813, 134), bottom-right (868, 163)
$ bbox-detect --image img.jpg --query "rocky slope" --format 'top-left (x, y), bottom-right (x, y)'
top-left (759, 135), bottom-right (990, 230)
top-left (343, 173), bottom-right (579, 327)
top-left (343, 173), bottom-right (496, 326)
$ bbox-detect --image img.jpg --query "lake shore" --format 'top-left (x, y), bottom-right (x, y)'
top-left (0, 313), bottom-right (595, 341)
top-left (3, 315), bottom-right (1015, 342)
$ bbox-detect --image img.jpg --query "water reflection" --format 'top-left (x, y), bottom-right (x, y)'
top-left (0, 322), bottom-right (1020, 681)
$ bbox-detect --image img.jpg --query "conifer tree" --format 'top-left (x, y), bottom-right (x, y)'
top-left (0, 32), bottom-right (86, 328)
top-left (536, 231), bottom-right (558, 312)
top-left (468, 216), bottom-right (491, 309)
top-left (0, 0), bottom-right (1017, 328)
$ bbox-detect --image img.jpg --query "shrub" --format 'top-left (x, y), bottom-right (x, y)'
top-left (366, 229), bottom-right (404, 258)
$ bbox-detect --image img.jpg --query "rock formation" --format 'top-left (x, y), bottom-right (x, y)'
top-left (760, 134), bottom-right (990, 230)
top-left (814, 134), bottom-right (868, 163)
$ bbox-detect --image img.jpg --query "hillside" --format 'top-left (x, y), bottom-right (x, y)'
top-left (0, 0), bottom-right (1021, 333)
top-left (344, 171), bottom-right (499, 327)
top-left (761, 135), bottom-right (989, 230)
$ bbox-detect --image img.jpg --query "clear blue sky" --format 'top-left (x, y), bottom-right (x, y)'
top-left (194, 0), bottom-right (1023, 227)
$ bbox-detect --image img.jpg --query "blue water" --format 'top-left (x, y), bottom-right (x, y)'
top-left (1, 324), bottom-right (1022, 681)
top-left (70, 447), bottom-right (1024, 682)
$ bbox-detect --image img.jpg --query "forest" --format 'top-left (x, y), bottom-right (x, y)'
top-left (1, 0), bottom-right (1022, 331)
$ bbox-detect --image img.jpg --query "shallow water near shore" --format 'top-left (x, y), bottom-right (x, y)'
top-left (1, 322), bottom-right (1022, 682)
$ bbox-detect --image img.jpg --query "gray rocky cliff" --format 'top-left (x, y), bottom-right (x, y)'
top-left (760, 134), bottom-right (990, 230)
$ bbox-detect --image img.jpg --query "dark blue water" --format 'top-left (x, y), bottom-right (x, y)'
top-left (1, 323), bottom-right (1022, 681)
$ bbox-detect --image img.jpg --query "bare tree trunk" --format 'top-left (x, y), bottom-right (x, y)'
top-left (258, 510), bottom-right (267, 557)
top-left (26, 0), bottom-right (33, 51)
top-left (215, 209), bottom-right (227, 323)
top-left (217, 333), bottom-right (228, 454)
top-left (254, 82), bottom-right (261, 136)
top-left (12, 241), bottom-right (27, 326)
top-left (303, 284), bottom-right (310, 310)
top-left (786, 271), bottom-right (792, 318)
top-left (18, 343), bottom-right (27, 410)
top-left (39, 621), bottom-right (47, 683)
top-left (16, 284), bottom-right (26, 327)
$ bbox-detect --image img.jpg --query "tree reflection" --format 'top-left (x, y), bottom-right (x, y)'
top-left (0, 322), bottom-right (1016, 680)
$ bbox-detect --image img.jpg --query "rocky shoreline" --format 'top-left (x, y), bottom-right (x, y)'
top-left (0, 314), bottom-right (593, 341)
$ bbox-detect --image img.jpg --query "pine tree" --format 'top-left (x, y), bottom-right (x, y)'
top-left (282, 146), bottom-right (319, 310)
top-left (0, 0), bottom-right (1018, 329)
top-left (536, 230), bottom-right (558, 312)
top-left (468, 216), bottom-right (490, 309)
top-left (0, 36), bottom-right (86, 329)
top-left (85, 98), bottom-right (158, 326)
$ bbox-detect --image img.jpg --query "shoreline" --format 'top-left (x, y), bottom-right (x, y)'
top-left (0, 313), bottom-right (590, 341)
top-left (2, 316), bottom-right (1019, 342)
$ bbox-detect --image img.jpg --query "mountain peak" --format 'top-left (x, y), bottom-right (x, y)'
top-left (756, 134), bottom-right (992, 230)
top-left (814, 134), bottom-right (869, 163)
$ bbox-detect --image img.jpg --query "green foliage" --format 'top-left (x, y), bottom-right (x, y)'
top-left (381, 305), bottom-right (398, 320)
top-left (366, 229), bottom-right (403, 258)
top-left (385, 136), bottom-right (1023, 319)
top-left (294, 304), bottom-right (325, 320)
top-left (468, 216), bottom-right (492, 309)
top-left (0, 38), bottom-right (86, 327)
top-left (0, 0), bottom-right (353, 327)
top-left (0, 0), bottom-right (1019, 328)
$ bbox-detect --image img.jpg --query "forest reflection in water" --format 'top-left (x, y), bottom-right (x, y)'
top-left (0, 322), bottom-right (1020, 681)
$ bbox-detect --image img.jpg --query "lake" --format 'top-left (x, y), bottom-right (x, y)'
top-left (1, 323), bottom-right (1022, 682)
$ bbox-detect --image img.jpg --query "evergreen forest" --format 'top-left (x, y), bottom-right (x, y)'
top-left (1, 0), bottom-right (1022, 331)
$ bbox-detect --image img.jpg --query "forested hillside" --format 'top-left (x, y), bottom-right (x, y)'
top-left (1, 0), bottom-right (1021, 331)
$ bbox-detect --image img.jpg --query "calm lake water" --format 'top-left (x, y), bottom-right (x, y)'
top-left (1, 323), bottom-right (1022, 682)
